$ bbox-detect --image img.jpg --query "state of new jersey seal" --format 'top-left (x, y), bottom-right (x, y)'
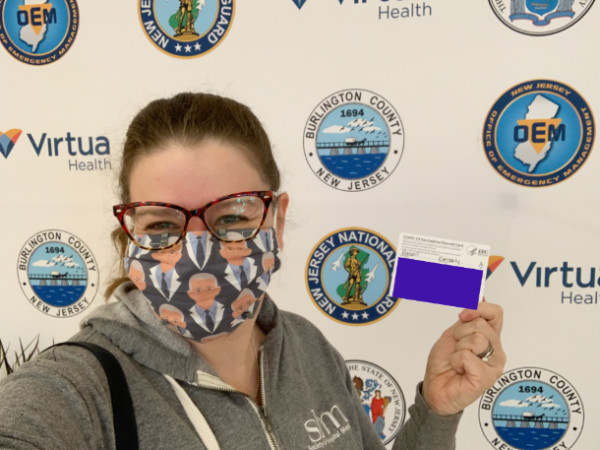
top-left (346, 359), bottom-right (405, 446)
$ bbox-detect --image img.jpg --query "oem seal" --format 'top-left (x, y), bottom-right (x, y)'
top-left (483, 79), bottom-right (594, 187)
top-left (0, 0), bottom-right (79, 65)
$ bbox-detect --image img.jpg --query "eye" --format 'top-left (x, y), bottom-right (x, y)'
top-left (215, 214), bottom-right (245, 226)
top-left (146, 221), bottom-right (180, 230)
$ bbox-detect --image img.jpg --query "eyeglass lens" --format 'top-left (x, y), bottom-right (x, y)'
top-left (123, 195), bottom-right (266, 248)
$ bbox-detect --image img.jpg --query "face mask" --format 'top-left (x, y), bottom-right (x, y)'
top-left (124, 228), bottom-right (280, 342)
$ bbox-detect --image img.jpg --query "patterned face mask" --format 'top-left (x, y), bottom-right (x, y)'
top-left (124, 228), bottom-right (280, 342)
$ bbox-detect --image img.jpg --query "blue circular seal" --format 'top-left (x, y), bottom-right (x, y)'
top-left (488, 0), bottom-right (595, 36)
top-left (138, 0), bottom-right (234, 58)
top-left (0, 0), bottom-right (78, 65)
top-left (346, 359), bottom-right (406, 445)
top-left (305, 228), bottom-right (399, 325)
top-left (17, 230), bottom-right (98, 317)
top-left (483, 80), bottom-right (594, 187)
top-left (303, 89), bottom-right (404, 192)
top-left (479, 367), bottom-right (584, 449)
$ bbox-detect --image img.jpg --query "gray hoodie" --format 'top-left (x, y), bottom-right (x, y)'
top-left (0, 283), bottom-right (460, 449)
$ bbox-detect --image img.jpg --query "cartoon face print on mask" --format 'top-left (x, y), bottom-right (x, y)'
top-left (125, 228), bottom-right (281, 342)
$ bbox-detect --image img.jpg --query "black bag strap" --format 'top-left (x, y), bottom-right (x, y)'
top-left (52, 342), bottom-right (139, 450)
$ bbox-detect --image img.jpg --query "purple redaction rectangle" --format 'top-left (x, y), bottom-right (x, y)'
top-left (392, 258), bottom-right (484, 309)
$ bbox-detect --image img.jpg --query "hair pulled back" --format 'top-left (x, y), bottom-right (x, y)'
top-left (106, 92), bottom-right (281, 297)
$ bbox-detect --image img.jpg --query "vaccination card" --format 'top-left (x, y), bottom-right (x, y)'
top-left (390, 232), bottom-right (490, 310)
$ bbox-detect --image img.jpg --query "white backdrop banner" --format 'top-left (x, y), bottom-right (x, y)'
top-left (1, 1), bottom-right (597, 449)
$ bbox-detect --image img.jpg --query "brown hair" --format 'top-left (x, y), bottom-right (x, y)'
top-left (105, 92), bottom-right (281, 298)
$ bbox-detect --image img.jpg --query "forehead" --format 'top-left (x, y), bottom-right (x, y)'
top-left (191, 277), bottom-right (216, 287)
top-left (129, 139), bottom-right (269, 207)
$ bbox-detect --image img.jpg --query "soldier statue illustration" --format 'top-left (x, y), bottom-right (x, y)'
top-left (342, 246), bottom-right (367, 306)
top-left (174, 0), bottom-right (199, 37)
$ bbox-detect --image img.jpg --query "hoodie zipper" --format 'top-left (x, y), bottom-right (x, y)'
top-left (248, 347), bottom-right (281, 450)
top-left (191, 347), bottom-right (282, 450)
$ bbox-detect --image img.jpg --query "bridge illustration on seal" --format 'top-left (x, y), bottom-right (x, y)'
top-left (316, 139), bottom-right (390, 156)
top-left (29, 273), bottom-right (87, 286)
top-left (492, 413), bottom-right (567, 429)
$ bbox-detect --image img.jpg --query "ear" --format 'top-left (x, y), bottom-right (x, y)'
top-left (274, 192), bottom-right (289, 249)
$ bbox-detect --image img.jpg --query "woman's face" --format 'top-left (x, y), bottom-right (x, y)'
top-left (129, 139), bottom-right (288, 244)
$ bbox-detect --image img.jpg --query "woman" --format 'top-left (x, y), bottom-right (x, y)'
top-left (0, 93), bottom-right (506, 449)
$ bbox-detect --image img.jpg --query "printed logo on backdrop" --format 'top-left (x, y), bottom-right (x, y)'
top-left (0, 0), bottom-right (78, 65)
top-left (484, 255), bottom-right (504, 300)
top-left (479, 367), bottom-right (584, 449)
top-left (17, 230), bottom-right (98, 317)
top-left (0, 129), bottom-right (22, 158)
top-left (510, 260), bottom-right (600, 306)
top-left (0, 127), bottom-right (111, 171)
top-left (488, 0), bottom-right (595, 36)
top-left (346, 360), bottom-right (405, 445)
top-left (337, 0), bottom-right (434, 20)
top-left (138, 0), bottom-right (234, 58)
top-left (304, 89), bottom-right (404, 192)
top-left (483, 80), bottom-right (594, 187)
top-left (291, 0), bottom-right (307, 9)
top-left (305, 227), bottom-right (399, 325)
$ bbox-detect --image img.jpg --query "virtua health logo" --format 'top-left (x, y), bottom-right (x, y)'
top-left (0, 0), bottom-right (79, 65)
top-left (510, 260), bottom-right (600, 306)
top-left (291, 0), bottom-right (433, 20)
top-left (479, 367), bottom-right (583, 449)
top-left (0, 128), bottom-right (111, 171)
top-left (305, 227), bottom-right (399, 325)
top-left (17, 230), bottom-right (98, 318)
top-left (304, 89), bottom-right (404, 192)
top-left (139, 0), bottom-right (234, 58)
top-left (489, 0), bottom-right (595, 36)
top-left (483, 80), bottom-right (594, 187)
top-left (346, 360), bottom-right (405, 446)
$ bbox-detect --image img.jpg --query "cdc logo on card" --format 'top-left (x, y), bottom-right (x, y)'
top-left (305, 227), bottom-right (399, 325)
top-left (138, 0), bottom-right (234, 58)
top-left (17, 230), bottom-right (98, 317)
top-left (304, 89), bottom-right (404, 192)
top-left (483, 80), bottom-right (594, 187)
top-left (479, 367), bottom-right (584, 449)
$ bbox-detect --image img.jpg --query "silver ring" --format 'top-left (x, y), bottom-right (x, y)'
top-left (477, 341), bottom-right (495, 362)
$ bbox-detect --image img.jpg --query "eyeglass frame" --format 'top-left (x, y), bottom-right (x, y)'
top-left (113, 190), bottom-right (277, 250)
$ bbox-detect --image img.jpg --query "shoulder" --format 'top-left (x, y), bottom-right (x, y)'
top-left (275, 309), bottom-right (348, 375)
